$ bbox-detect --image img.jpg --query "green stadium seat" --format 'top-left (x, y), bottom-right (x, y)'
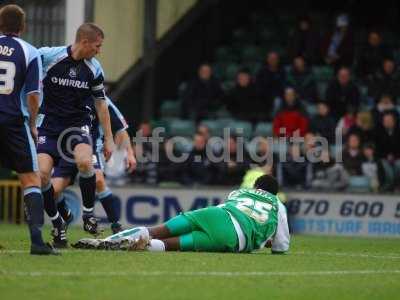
top-left (228, 120), bottom-right (253, 139)
top-left (306, 104), bottom-right (318, 117)
top-left (168, 119), bottom-right (195, 137)
top-left (347, 176), bottom-right (371, 193)
top-left (317, 82), bottom-right (328, 99)
top-left (312, 66), bottom-right (334, 81)
top-left (200, 120), bottom-right (222, 136)
top-left (174, 137), bottom-right (193, 153)
top-left (222, 80), bottom-right (235, 91)
top-left (160, 100), bottom-right (180, 119)
top-left (253, 122), bottom-right (273, 137)
top-left (241, 45), bottom-right (261, 62)
top-left (225, 63), bottom-right (240, 80)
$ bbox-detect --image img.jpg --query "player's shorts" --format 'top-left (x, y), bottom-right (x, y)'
top-left (0, 117), bottom-right (38, 173)
top-left (52, 151), bottom-right (103, 182)
top-left (166, 207), bottom-right (239, 252)
top-left (37, 124), bottom-right (92, 164)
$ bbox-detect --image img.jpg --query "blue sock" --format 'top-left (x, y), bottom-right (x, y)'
top-left (23, 187), bottom-right (45, 246)
top-left (98, 189), bottom-right (118, 223)
top-left (42, 183), bottom-right (63, 228)
top-left (79, 170), bottom-right (96, 218)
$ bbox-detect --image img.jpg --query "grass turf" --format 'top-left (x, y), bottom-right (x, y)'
top-left (0, 223), bottom-right (399, 300)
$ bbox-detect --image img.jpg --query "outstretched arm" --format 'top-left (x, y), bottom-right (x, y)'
top-left (114, 130), bottom-right (136, 173)
top-left (95, 99), bottom-right (115, 161)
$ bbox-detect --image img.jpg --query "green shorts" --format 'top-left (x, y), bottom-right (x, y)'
top-left (165, 206), bottom-right (239, 252)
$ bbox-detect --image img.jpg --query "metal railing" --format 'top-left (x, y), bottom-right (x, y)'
top-left (0, 180), bottom-right (24, 224)
top-left (1, 0), bottom-right (66, 46)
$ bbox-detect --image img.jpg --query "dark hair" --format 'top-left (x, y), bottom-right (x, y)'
top-left (75, 23), bottom-right (104, 42)
top-left (254, 175), bottom-right (279, 195)
top-left (0, 4), bottom-right (25, 34)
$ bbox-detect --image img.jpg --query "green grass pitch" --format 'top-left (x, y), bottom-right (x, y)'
top-left (1, 223), bottom-right (399, 300)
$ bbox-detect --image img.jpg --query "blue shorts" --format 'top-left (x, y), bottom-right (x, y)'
top-left (52, 151), bottom-right (104, 183)
top-left (0, 117), bottom-right (38, 173)
top-left (37, 124), bottom-right (92, 165)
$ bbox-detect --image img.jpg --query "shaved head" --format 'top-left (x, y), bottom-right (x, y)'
top-left (75, 23), bottom-right (104, 43)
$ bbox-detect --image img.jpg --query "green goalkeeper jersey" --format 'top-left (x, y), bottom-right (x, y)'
top-left (219, 188), bottom-right (279, 252)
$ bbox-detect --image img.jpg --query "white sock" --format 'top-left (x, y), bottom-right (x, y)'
top-left (148, 239), bottom-right (165, 252)
top-left (105, 226), bottom-right (149, 242)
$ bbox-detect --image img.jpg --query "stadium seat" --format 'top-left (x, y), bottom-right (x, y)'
top-left (317, 82), bottom-right (328, 99)
top-left (253, 122), bottom-right (273, 137)
top-left (347, 176), bottom-right (371, 193)
top-left (312, 66), bottom-right (334, 81)
top-left (200, 120), bottom-right (222, 136)
top-left (225, 63), bottom-right (240, 80)
top-left (167, 119), bottom-right (195, 137)
top-left (240, 45), bottom-right (261, 62)
top-left (160, 100), bottom-right (180, 119)
top-left (306, 104), bottom-right (318, 117)
top-left (228, 120), bottom-right (253, 139)
top-left (174, 137), bottom-right (193, 153)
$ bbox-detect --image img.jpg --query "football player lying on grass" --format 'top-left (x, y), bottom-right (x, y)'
top-left (73, 175), bottom-right (290, 254)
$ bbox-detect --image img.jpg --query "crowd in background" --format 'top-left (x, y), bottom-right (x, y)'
top-left (130, 13), bottom-right (400, 193)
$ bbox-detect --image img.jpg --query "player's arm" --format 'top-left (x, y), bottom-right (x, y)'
top-left (91, 66), bottom-right (115, 161)
top-left (95, 99), bottom-right (114, 161)
top-left (115, 130), bottom-right (136, 172)
top-left (25, 48), bottom-right (43, 143)
top-left (106, 97), bottom-right (136, 172)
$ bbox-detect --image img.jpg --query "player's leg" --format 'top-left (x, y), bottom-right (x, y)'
top-left (74, 142), bottom-right (98, 234)
top-left (104, 214), bottom-right (194, 242)
top-left (95, 169), bottom-right (122, 233)
top-left (38, 153), bottom-right (65, 233)
top-left (52, 160), bottom-right (77, 225)
top-left (147, 231), bottom-right (218, 252)
top-left (5, 124), bottom-right (58, 255)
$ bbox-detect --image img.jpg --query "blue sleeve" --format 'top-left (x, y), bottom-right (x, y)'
top-left (88, 58), bottom-right (106, 99)
top-left (25, 46), bottom-right (42, 94)
top-left (107, 97), bottom-right (129, 133)
top-left (38, 46), bottom-right (67, 75)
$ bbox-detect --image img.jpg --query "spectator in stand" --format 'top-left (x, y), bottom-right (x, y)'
top-left (347, 111), bottom-right (374, 144)
top-left (285, 56), bottom-right (318, 102)
top-left (309, 148), bottom-right (349, 191)
top-left (287, 15), bottom-right (321, 65)
top-left (181, 63), bottom-right (224, 122)
top-left (335, 105), bottom-right (357, 140)
top-left (368, 58), bottom-right (400, 100)
top-left (356, 30), bottom-right (393, 80)
top-left (181, 133), bottom-right (212, 185)
top-left (256, 51), bottom-right (285, 119)
top-left (157, 139), bottom-right (183, 183)
top-left (342, 133), bottom-right (364, 176)
top-left (273, 87), bottom-right (309, 138)
top-left (326, 67), bottom-right (360, 120)
top-left (371, 94), bottom-right (399, 129)
top-left (277, 143), bottom-right (311, 189)
top-left (374, 112), bottom-right (400, 191)
top-left (132, 121), bottom-right (157, 184)
top-left (321, 14), bottom-right (355, 70)
top-left (253, 137), bottom-right (277, 175)
top-left (214, 135), bottom-right (251, 186)
top-left (310, 101), bottom-right (336, 144)
top-left (361, 143), bottom-right (384, 192)
top-left (224, 69), bottom-right (259, 122)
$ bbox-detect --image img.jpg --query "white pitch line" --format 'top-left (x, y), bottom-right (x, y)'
top-left (1, 270), bottom-right (400, 277)
top-left (1, 250), bottom-right (400, 260)
top-left (294, 251), bottom-right (400, 260)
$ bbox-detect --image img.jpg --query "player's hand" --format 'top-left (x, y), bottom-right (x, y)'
top-left (126, 153), bottom-right (137, 173)
top-left (30, 126), bottom-right (38, 145)
top-left (103, 138), bottom-right (115, 162)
